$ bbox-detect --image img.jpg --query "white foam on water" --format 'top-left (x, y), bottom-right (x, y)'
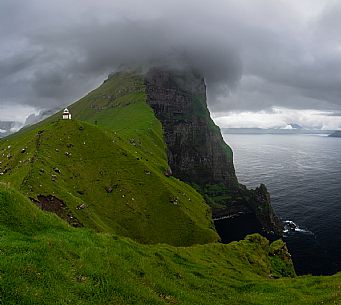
top-left (283, 220), bottom-right (314, 235)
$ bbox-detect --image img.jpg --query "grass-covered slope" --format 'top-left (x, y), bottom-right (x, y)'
top-left (1, 185), bottom-right (340, 305)
top-left (0, 72), bottom-right (219, 246)
top-left (1, 71), bottom-right (340, 304)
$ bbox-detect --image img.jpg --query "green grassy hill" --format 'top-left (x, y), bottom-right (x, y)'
top-left (1, 71), bottom-right (341, 304)
top-left (0, 72), bottom-right (218, 246)
top-left (1, 184), bottom-right (340, 305)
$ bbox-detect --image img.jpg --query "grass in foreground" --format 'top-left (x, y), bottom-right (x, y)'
top-left (0, 185), bottom-right (340, 305)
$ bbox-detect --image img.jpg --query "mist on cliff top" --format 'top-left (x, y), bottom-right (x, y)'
top-left (1, 0), bottom-right (341, 129)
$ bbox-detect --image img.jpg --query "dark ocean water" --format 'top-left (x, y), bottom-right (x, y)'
top-left (222, 133), bottom-right (341, 275)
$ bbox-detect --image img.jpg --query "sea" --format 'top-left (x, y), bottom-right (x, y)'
top-left (221, 133), bottom-right (341, 275)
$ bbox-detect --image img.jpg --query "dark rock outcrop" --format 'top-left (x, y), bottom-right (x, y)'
top-left (144, 68), bottom-right (283, 236)
top-left (242, 184), bottom-right (283, 235)
top-left (144, 68), bottom-right (238, 189)
top-left (31, 195), bottom-right (83, 227)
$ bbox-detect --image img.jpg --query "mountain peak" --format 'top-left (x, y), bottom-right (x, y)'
top-left (0, 68), bottom-right (282, 245)
top-left (288, 123), bottom-right (303, 129)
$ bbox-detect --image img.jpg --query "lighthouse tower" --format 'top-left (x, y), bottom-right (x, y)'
top-left (62, 108), bottom-right (72, 120)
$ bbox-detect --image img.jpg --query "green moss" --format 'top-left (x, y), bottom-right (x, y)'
top-left (269, 240), bottom-right (296, 278)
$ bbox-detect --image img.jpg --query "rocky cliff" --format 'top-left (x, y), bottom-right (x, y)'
top-left (144, 68), bottom-right (238, 189)
top-left (144, 68), bottom-right (283, 235)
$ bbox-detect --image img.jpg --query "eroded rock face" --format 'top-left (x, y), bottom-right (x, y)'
top-left (144, 68), bottom-right (238, 189)
top-left (144, 68), bottom-right (283, 236)
top-left (242, 184), bottom-right (283, 235)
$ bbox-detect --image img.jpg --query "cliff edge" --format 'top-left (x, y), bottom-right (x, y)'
top-left (144, 67), bottom-right (283, 235)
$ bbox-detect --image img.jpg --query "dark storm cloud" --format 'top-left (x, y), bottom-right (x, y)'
top-left (0, 0), bottom-right (341, 115)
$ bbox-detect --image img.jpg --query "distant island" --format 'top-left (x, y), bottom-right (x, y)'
top-left (329, 130), bottom-right (341, 137)
top-left (222, 127), bottom-right (332, 135)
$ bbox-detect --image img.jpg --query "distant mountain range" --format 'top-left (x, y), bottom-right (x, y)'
top-left (24, 107), bottom-right (60, 126)
top-left (0, 121), bottom-right (22, 137)
top-left (329, 130), bottom-right (341, 137)
top-left (0, 108), bottom-right (60, 138)
top-left (222, 127), bottom-right (332, 135)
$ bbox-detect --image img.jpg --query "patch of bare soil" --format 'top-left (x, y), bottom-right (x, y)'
top-left (31, 195), bottom-right (83, 227)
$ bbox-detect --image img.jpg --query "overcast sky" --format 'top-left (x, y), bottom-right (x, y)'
top-left (1, 0), bottom-right (341, 129)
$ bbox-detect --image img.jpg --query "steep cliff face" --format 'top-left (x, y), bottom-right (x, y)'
top-left (144, 68), bottom-right (283, 235)
top-left (144, 68), bottom-right (238, 189)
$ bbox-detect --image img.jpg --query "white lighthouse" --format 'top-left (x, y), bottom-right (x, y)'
top-left (62, 108), bottom-right (72, 120)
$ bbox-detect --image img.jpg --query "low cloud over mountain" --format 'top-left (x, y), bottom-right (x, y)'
top-left (1, 0), bottom-right (341, 128)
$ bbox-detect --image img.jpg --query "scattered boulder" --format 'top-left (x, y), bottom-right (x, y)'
top-left (129, 138), bottom-right (137, 146)
top-left (105, 186), bottom-right (113, 193)
top-left (144, 170), bottom-right (151, 175)
top-left (286, 221), bottom-right (297, 231)
top-left (76, 275), bottom-right (87, 282)
top-left (170, 197), bottom-right (179, 205)
top-left (21, 148), bottom-right (26, 153)
top-left (53, 167), bottom-right (61, 174)
top-left (76, 203), bottom-right (86, 210)
top-left (51, 174), bottom-right (57, 181)
top-left (164, 167), bottom-right (173, 177)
